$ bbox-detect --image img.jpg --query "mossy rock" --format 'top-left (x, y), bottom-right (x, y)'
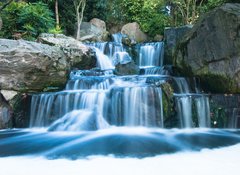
top-left (199, 74), bottom-right (237, 93)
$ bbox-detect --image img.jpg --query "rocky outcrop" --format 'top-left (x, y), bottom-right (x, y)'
top-left (121, 22), bottom-right (148, 43)
top-left (0, 93), bottom-right (12, 129)
top-left (80, 18), bottom-right (110, 42)
top-left (174, 3), bottom-right (240, 93)
top-left (0, 38), bottom-right (96, 92)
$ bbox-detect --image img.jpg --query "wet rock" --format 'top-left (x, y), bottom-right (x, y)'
top-left (114, 61), bottom-right (140, 75)
top-left (0, 93), bottom-right (12, 129)
top-left (174, 3), bottom-right (240, 93)
top-left (121, 22), bottom-right (148, 43)
top-left (10, 93), bottom-right (31, 128)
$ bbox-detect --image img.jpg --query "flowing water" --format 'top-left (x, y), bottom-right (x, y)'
top-left (0, 33), bottom-right (239, 175)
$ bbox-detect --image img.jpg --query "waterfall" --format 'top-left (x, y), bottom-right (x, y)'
top-left (175, 96), bottom-right (193, 128)
top-left (29, 33), bottom-right (212, 130)
top-left (110, 85), bottom-right (164, 127)
top-left (174, 77), bottom-right (190, 93)
top-left (229, 108), bottom-right (240, 128)
top-left (138, 42), bottom-right (164, 67)
top-left (195, 96), bottom-right (211, 128)
top-left (112, 33), bottom-right (123, 43)
top-left (30, 75), bottom-right (165, 129)
top-left (174, 77), bottom-right (210, 128)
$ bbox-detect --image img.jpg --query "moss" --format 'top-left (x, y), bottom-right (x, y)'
top-left (160, 82), bottom-right (176, 127)
top-left (199, 73), bottom-right (237, 93)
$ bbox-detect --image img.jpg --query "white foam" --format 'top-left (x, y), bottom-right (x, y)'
top-left (1, 144), bottom-right (240, 175)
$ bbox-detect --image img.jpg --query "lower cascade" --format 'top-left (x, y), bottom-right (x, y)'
top-left (0, 33), bottom-right (240, 163)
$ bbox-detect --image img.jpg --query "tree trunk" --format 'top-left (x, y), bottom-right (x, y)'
top-left (55, 0), bottom-right (60, 29)
top-left (75, 0), bottom-right (86, 40)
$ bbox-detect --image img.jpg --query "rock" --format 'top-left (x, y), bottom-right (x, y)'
top-left (90, 18), bottom-right (107, 31)
top-left (164, 25), bottom-right (192, 65)
top-left (114, 61), bottom-right (140, 75)
top-left (80, 21), bottom-right (110, 42)
top-left (0, 90), bottom-right (18, 101)
top-left (121, 22), bottom-right (148, 43)
top-left (0, 93), bottom-right (12, 129)
top-left (0, 38), bottom-right (96, 92)
top-left (10, 93), bottom-right (30, 128)
top-left (38, 33), bottom-right (96, 69)
top-left (174, 3), bottom-right (240, 93)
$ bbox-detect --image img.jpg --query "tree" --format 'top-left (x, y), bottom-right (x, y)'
top-left (71, 0), bottom-right (86, 40)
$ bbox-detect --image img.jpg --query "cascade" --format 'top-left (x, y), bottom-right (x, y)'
top-left (137, 42), bottom-right (164, 67)
top-left (30, 33), bottom-right (211, 130)
top-left (0, 33), bottom-right (240, 164)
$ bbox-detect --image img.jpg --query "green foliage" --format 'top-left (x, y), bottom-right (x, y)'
top-left (0, 1), bottom-right (55, 40)
top-left (199, 0), bottom-right (226, 13)
top-left (104, 0), bottom-right (170, 36)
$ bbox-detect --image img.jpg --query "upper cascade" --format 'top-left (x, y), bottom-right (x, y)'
top-left (86, 33), bottom-right (164, 72)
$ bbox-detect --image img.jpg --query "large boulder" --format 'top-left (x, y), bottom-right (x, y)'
top-left (90, 18), bottom-right (107, 31)
top-left (0, 38), bottom-right (96, 92)
top-left (174, 3), bottom-right (240, 93)
top-left (38, 33), bottom-right (96, 69)
top-left (121, 22), bottom-right (148, 43)
top-left (0, 93), bottom-right (12, 129)
top-left (80, 19), bottom-right (109, 42)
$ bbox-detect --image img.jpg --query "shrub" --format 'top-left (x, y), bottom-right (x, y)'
top-left (0, 2), bottom-right (55, 40)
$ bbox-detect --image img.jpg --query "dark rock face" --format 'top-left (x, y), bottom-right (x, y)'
top-left (0, 93), bottom-right (12, 129)
top-left (174, 3), bottom-right (240, 93)
top-left (0, 38), bottom-right (96, 92)
top-left (164, 25), bottom-right (192, 65)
